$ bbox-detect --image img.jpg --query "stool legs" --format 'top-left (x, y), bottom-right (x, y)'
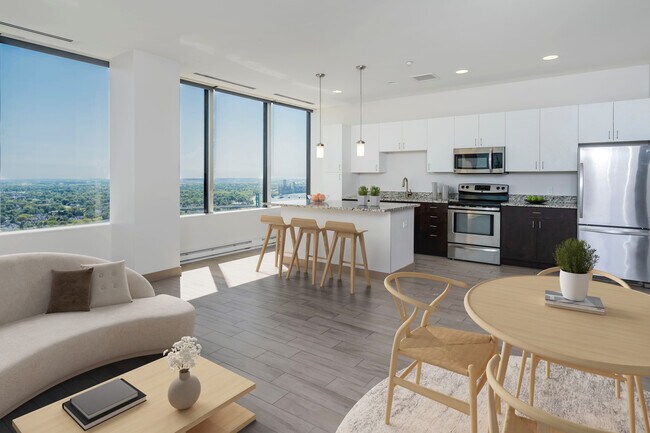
top-left (312, 233), bottom-right (320, 285)
top-left (358, 232), bottom-right (371, 287)
top-left (321, 231), bottom-right (334, 279)
top-left (338, 237), bottom-right (346, 281)
top-left (287, 229), bottom-right (304, 278)
top-left (256, 225), bottom-right (274, 272)
top-left (350, 237), bottom-right (356, 294)
top-left (321, 235), bottom-right (339, 287)
top-left (276, 227), bottom-right (287, 277)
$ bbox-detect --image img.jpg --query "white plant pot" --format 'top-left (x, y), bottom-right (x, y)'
top-left (369, 196), bottom-right (380, 206)
top-left (357, 195), bottom-right (368, 206)
top-left (559, 270), bottom-right (591, 301)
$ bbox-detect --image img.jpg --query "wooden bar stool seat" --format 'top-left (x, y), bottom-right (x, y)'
top-left (286, 218), bottom-right (333, 285)
top-left (319, 221), bottom-right (370, 294)
top-left (256, 215), bottom-right (298, 277)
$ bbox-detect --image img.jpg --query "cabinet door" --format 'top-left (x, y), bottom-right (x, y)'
top-left (322, 124), bottom-right (343, 173)
top-left (578, 102), bottom-right (613, 144)
top-left (454, 114), bottom-right (479, 148)
top-left (614, 98), bottom-right (650, 142)
top-left (402, 119), bottom-right (428, 151)
top-left (479, 112), bottom-right (505, 147)
top-left (320, 172), bottom-right (343, 200)
top-left (379, 121), bottom-right (403, 152)
top-left (427, 117), bottom-right (455, 172)
top-left (540, 105), bottom-right (579, 172)
top-left (505, 109), bottom-right (540, 172)
top-left (350, 123), bottom-right (385, 173)
top-left (500, 207), bottom-right (537, 263)
top-left (536, 208), bottom-right (577, 265)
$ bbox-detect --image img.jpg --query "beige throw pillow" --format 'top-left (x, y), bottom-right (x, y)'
top-left (81, 261), bottom-right (132, 308)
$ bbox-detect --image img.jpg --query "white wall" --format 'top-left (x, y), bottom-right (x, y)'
top-left (318, 65), bottom-right (650, 196)
top-left (110, 50), bottom-right (181, 274)
top-left (0, 223), bottom-right (111, 258)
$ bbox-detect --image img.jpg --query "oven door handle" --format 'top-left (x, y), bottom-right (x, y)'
top-left (488, 148), bottom-right (493, 173)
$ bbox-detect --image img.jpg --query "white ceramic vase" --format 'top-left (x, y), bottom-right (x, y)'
top-left (559, 270), bottom-right (591, 301)
top-left (168, 369), bottom-right (201, 410)
top-left (369, 196), bottom-right (380, 206)
top-left (357, 195), bottom-right (368, 206)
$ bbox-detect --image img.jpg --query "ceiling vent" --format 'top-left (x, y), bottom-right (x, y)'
top-left (0, 21), bottom-right (73, 42)
top-left (411, 73), bottom-right (438, 82)
top-left (273, 93), bottom-right (315, 105)
top-left (194, 72), bottom-right (256, 90)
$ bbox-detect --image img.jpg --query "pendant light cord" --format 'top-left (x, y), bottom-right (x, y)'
top-left (359, 66), bottom-right (363, 140)
top-left (319, 74), bottom-right (323, 144)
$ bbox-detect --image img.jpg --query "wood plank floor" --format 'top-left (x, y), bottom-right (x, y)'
top-left (151, 250), bottom-right (541, 433)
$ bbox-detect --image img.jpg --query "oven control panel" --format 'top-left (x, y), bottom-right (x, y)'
top-left (458, 184), bottom-right (509, 193)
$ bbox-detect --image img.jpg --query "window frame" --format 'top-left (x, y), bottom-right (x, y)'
top-left (180, 80), bottom-right (312, 214)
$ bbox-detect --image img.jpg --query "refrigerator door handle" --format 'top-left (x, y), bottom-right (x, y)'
top-left (580, 226), bottom-right (650, 236)
top-left (578, 162), bottom-right (584, 219)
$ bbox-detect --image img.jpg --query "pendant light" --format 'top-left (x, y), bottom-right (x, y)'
top-left (356, 65), bottom-right (366, 157)
top-left (315, 73), bottom-right (325, 159)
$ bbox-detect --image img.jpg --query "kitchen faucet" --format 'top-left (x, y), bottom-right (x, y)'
top-left (402, 177), bottom-right (412, 197)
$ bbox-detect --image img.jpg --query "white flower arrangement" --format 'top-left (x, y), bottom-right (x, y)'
top-left (164, 336), bottom-right (202, 372)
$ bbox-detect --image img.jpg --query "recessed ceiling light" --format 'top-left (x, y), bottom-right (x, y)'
top-left (332, 90), bottom-right (342, 94)
top-left (455, 69), bottom-right (469, 74)
top-left (406, 61), bottom-right (414, 66)
top-left (387, 81), bottom-right (398, 85)
top-left (543, 54), bottom-right (559, 61)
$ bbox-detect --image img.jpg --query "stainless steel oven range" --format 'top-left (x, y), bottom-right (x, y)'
top-left (447, 183), bottom-right (509, 265)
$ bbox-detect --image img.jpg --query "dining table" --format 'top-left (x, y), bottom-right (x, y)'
top-left (464, 275), bottom-right (650, 432)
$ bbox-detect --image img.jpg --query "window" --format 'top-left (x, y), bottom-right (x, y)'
top-left (213, 91), bottom-right (265, 211)
top-left (180, 83), bottom-right (207, 214)
top-left (271, 104), bottom-right (309, 201)
top-left (0, 38), bottom-right (109, 232)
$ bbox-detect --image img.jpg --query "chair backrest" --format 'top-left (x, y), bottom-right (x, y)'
top-left (486, 355), bottom-right (615, 433)
top-left (537, 267), bottom-right (631, 289)
top-left (290, 217), bottom-right (320, 230)
top-left (324, 220), bottom-right (359, 234)
top-left (384, 272), bottom-right (468, 335)
top-left (260, 214), bottom-right (286, 226)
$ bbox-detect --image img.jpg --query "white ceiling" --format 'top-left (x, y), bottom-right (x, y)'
top-left (2, 0), bottom-right (650, 108)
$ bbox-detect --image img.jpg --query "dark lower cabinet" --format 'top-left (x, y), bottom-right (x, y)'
top-left (415, 203), bottom-right (448, 257)
top-left (501, 206), bottom-right (577, 268)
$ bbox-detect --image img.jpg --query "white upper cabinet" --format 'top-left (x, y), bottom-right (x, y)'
top-left (579, 102), bottom-right (614, 143)
top-left (613, 98), bottom-right (650, 142)
top-left (379, 122), bottom-right (402, 152)
top-left (321, 124), bottom-right (343, 173)
top-left (379, 119), bottom-right (427, 152)
top-left (427, 117), bottom-right (455, 173)
top-left (478, 112), bottom-right (506, 147)
top-left (454, 114), bottom-right (479, 148)
top-left (505, 109), bottom-right (540, 172)
top-left (350, 123), bottom-right (386, 173)
top-left (401, 120), bottom-right (428, 151)
top-left (540, 105), bottom-right (579, 172)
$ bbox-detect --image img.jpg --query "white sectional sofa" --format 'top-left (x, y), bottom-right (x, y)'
top-left (0, 253), bottom-right (195, 418)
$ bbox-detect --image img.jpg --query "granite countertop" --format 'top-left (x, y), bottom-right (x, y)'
top-left (268, 200), bottom-right (419, 213)
top-left (502, 194), bottom-right (577, 209)
top-left (343, 191), bottom-right (452, 203)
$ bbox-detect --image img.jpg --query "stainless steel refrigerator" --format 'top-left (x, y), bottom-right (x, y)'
top-left (578, 142), bottom-right (650, 283)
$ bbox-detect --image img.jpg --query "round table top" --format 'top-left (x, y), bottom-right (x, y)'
top-left (464, 275), bottom-right (650, 376)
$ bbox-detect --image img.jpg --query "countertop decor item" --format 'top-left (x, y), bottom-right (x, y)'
top-left (165, 336), bottom-right (202, 410)
top-left (369, 186), bottom-right (380, 206)
top-left (308, 193), bottom-right (327, 203)
top-left (554, 238), bottom-right (598, 301)
top-left (357, 185), bottom-right (368, 206)
top-left (525, 195), bottom-right (547, 204)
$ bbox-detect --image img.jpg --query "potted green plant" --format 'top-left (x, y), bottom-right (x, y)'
top-left (369, 185), bottom-right (381, 206)
top-left (553, 238), bottom-right (599, 301)
top-left (357, 185), bottom-right (368, 206)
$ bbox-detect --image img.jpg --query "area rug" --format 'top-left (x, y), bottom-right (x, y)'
top-left (336, 356), bottom-right (649, 433)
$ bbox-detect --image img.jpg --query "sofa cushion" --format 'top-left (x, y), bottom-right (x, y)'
top-left (0, 294), bottom-right (195, 418)
top-left (46, 268), bottom-right (94, 313)
top-left (81, 261), bottom-right (132, 308)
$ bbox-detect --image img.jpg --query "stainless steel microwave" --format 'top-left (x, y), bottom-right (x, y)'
top-left (453, 147), bottom-right (505, 174)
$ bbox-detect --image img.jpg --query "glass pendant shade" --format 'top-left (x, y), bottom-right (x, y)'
top-left (356, 139), bottom-right (365, 156)
top-left (316, 142), bottom-right (325, 159)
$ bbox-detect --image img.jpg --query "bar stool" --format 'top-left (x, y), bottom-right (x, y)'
top-left (320, 221), bottom-right (370, 294)
top-left (256, 215), bottom-right (298, 277)
top-left (286, 218), bottom-right (333, 285)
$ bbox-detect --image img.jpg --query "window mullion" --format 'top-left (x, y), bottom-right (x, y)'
top-left (206, 88), bottom-right (214, 213)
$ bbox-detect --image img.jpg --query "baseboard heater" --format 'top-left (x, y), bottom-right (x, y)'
top-left (180, 237), bottom-right (273, 264)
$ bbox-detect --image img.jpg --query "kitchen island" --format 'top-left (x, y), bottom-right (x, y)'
top-left (269, 200), bottom-right (418, 273)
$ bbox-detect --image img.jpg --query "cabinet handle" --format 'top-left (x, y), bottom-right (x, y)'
top-left (531, 211), bottom-right (541, 215)
top-left (539, 220), bottom-right (542, 229)
top-left (542, 161), bottom-right (545, 170)
top-left (339, 173), bottom-right (341, 180)
top-left (608, 131), bottom-right (611, 140)
top-left (474, 138), bottom-right (477, 146)
top-left (429, 224), bottom-right (438, 228)
top-left (480, 138), bottom-right (483, 146)
top-left (616, 130), bottom-right (619, 140)
top-left (535, 161), bottom-right (538, 170)
top-left (428, 163), bottom-right (430, 171)
top-left (338, 163), bottom-right (341, 172)
top-left (375, 164), bottom-right (378, 171)
top-left (531, 221), bottom-right (535, 228)
top-left (429, 215), bottom-right (438, 219)
top-left (429, 234), bottom-right (438, 237)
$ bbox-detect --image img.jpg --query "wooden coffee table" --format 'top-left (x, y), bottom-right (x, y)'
top-left (13, 356), bottom-right (255, 433)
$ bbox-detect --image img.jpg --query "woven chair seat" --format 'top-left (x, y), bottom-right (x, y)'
top-left (399, 325), bottom-right (496, 375)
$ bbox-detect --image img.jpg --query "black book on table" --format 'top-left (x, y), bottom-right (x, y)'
top-left (63, 379), bottom-right (146, 430)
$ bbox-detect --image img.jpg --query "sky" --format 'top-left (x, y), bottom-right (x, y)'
top-left (0, 42), bottom-right (308, 182)
top-left (0, 43), bottom-right (109, 180)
